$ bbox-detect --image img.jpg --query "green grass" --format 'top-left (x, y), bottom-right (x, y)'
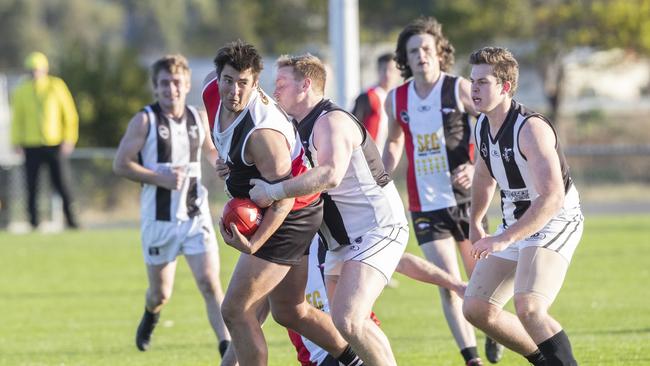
top-left (1, 215), bottom-right (649, 365)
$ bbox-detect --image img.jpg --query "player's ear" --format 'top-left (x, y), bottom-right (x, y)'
top-left (502, 81), bottom-right (511, 95)
top-left (302, 77), bottom-right (311, 92)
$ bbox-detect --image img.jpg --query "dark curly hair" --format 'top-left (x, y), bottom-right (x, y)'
top-left (394, 16), bottom-right (455, 78)
top-left (214, 39), bottom-right (263, 79)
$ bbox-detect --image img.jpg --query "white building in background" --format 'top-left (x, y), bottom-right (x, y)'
top-left (564, 48), bottom-right (650, 101)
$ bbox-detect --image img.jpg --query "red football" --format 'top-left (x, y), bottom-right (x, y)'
top-left (222, 197), bottom-right (263, 237)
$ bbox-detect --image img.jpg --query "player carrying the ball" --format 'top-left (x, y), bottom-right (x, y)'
top-left (204, 40), bottom-right (363, 366)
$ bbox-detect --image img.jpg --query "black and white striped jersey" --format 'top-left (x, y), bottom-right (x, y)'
top-left (475, 100), bottom-right (580, 227)
top-left (294, 99), bottom-right (407, 248)
top-left (212, 89), bottom-right (297, 198)
top-left (139, 103), bottom-right (209, 222)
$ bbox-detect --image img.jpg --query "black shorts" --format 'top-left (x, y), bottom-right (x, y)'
top-left (253, 199), bottom-right (323, 266)
top-left (411, 202), bottom-right (488, 244)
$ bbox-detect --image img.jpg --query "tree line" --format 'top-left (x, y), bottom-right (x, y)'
top-left (1, 0), bottom-right (648, 146)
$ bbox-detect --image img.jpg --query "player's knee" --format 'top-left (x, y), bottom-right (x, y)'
top-left (271, 303), bottom-right (306, 328)
top-left (220, 295), bottom-right (241, 326)
top-left (514, 294), bottom-right (547, 324)
top-left (462, 297), bottom-right (492, 326)
top-left (331, 311), bottom-right (364, 340)
top-left (149, 287), bottom-right (172, 308)
top-left (194, 275), bottom-right (218, 297)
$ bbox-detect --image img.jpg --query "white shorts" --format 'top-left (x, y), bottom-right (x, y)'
top-left (141, 214), bottom-right (218, 265)
top-left (324, 224), bottom-right (409, 284)
top-left (492, 208), bottom-right (584, 263)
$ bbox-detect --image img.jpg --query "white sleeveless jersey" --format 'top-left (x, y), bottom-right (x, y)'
top-left (139, 103), bottom-right (210, 222)
top-left (295, 99), bottom-right (407, 249)
top-left (212, 89), bottom-right (307, 198)
top-left (391, 74), bottom-right (474, 212)
top-left (475, 100), bottom-right (580, 227)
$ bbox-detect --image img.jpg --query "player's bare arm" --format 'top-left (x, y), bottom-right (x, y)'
top-left (382, 89), bottom-right (405, 175)
top-left (198, 109), bottom-right (219, 168)
top-left (248, 111), bottom-right (358, 206)
top-left (468, 153), bottom-right (497, 245)
top-left (458, 78), bottom-right (479, 117)
top-left (113, 112), bottom-right (185, 190)
top-left (284, 111), bottom-right (357, 196)
top-left (219, 128), bottom-right (295, 255)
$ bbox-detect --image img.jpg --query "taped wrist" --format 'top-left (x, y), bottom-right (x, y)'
top-left (267, 182), bottom-right (287, 200)
top-left (262, 175), bottom-right (290, 201)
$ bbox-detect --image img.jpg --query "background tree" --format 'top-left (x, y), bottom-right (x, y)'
top-left (58, 44), bottom-right (150, 148)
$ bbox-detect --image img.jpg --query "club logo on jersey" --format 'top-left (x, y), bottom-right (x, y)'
top-left (400, 110), bottom-right (410, 124)
top-left (480, 143), bottom-right (488, 158)
top-left (502, 147), bottom-right (514, 162)
top-left (188, 125), bottom-right (199, 139)
top-left (491, 149), bottom-right (500, 158)
top-left (158, 125), bottom-right (170, 140)
top-left (525, 232), bottom-right (546, 241)
top-left (417, 104), bottom-right (432, 112)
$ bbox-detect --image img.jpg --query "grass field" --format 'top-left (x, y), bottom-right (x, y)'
top-left (1, 215), bottom-right (649, 366)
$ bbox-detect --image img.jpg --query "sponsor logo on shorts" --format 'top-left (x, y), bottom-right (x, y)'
top-left (525, 232), bottom-right (546, 241)
top-left (149, 247), bottom-right (160, 255)
top-left (349, 245), bottom-right (360, 251)
top-left (414, 217), bottom-right (431, 232)
top-left (354, 237), bottom-right (363, 244)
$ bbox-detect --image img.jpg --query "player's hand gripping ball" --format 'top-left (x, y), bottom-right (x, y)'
top-left (222, 197), bottom-right (263, 237)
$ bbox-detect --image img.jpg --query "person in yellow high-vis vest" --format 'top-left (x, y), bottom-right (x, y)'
top-left (10, 52), bottom-right (79, 229)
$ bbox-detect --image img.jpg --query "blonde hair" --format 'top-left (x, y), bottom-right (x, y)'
top-left (151, 54), bottom-right (191, 86)
top-left (276, 54), bottom-right (326, 95)
top-left (469, 47), bottom-right (519, 97)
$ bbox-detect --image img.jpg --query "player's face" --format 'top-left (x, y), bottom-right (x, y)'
top-left (470, 64), bottom-right (506, 113)
top-left (406, 33), bottom-right (440, 78)
top-left (154, 70), bottom-right (190, 110)
top-left (218, 64), bottom-right (258, 113)
top-left (273, 66), bottom-right (303, 115)
top-left (379, 60), bottom-right (401, 90)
